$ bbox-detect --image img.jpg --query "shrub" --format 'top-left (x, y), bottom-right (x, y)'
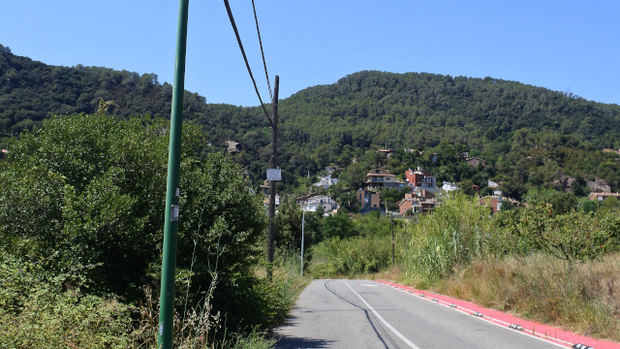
top-left (0, 253), bottom-right (133, 348)
top-left (402, 193), bottom-right (492, 285)
top-left (309, 235), bottom-right (392, 277)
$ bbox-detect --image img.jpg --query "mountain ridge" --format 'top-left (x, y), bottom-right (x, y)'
top-left (1, 44), bottom-right (619, 193)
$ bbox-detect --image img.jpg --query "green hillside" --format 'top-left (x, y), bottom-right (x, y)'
top-left (1, 44), bottom-right (619, 193)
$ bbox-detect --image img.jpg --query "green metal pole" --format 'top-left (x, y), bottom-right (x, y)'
top-left (158, 0), bottom-right (189, 347)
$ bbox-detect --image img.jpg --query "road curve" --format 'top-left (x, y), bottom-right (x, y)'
top-left (275, 279), bottom-right (562, 349)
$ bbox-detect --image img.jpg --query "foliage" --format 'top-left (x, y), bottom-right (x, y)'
top-left (601, 196), bottom-right (620, 210)
top-left (2, 47), bottom-right (619, 193)
top-left (0, 114), bottom-right (267, 337)
top-left (309, 235), bottom-right (392, 277)
top-left (274, 195), bottom-right (322, 250)
top-left (524, 188), bottom-right (578, 214)
top-left (0, 253), bottom-right (133, 349)
top-left (321, 212), bottom-right (356, 239)
top-left (436, 253), bottom-right (620, 341)
top-left (402, 194), bottom-right (493, 285)
top-left (508, 204), bottom-right (619, 262)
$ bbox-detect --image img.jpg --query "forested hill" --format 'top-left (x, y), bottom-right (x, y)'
top-left (282, 71), bottom-right (620, 150)
top-left (0, 44), bottom-right (213, 137)
top-left (2, 44), bottom-right (620, 192)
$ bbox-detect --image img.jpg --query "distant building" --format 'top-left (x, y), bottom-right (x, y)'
top-left (296, 193), bottom-right (338, 216)
top-left (377, 148), bottom-right (396, 157)
top-left (588, 192), bottom-right (620, 201)
top-left (225, 140), bottom-right (242, 154)
top-left (397, 192), bottom-right (437, 215)
top-left (356, 189), bottom-right (382, 210)
top-left (487, 180), bottom-right (499, 189)
top-left (0, 148), bottom-right (8, 159)
top-left (442, 181), bottom-right (459, 192)
top-left (480, 196), bottom-right (502, 214)
top-left (314, 174), bottom-right (339, 189)
top-left (465, 157), bottom-right (486, 167)
top-left (364, 169), bottom-right (405, 190)
top-left (602, 148), bottom-right (620, 155)
top-left (480, 189), bottom-right (505, 214)
top-left (405, 167), bottom-right (436, 189)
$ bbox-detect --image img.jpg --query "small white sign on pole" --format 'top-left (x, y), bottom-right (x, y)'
top-left (267, 168), bottom-right (282, 181)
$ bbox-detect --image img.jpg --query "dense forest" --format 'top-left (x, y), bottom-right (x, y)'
top-left (2, 44), bottom-right (619, 194)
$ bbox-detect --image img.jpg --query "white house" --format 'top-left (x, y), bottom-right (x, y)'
top-left (314, 174), bottom-right (339, 189)
top-left (296, 193), bottom-right (338, 216)
top-left (442, 181), bottom-right (459, 192)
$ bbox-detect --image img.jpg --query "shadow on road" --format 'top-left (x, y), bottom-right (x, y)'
top-left (275, 336), bottom-right (333, 349)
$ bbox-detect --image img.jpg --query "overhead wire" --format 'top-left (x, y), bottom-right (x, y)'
top-left (251, 0), bottom-right (273, 101)
top-left (222, 0), bottom-right (272, 124)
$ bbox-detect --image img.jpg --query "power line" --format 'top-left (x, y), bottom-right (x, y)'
top-left (222, 0), bottom-right (272, 123)
top-left (251, 0), bottom-right (273, 101)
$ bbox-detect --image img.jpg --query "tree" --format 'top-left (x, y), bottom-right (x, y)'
top-left (321, 213), bottom-right (355, 239)
top-left (513, 203), bottom-right (617, 262)
top-left (0, 115), bottom-right (265, 302)
top-left (600, 196), bottom-right (620, 210)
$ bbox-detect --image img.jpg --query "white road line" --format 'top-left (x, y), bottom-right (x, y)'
top-left (344, 281), bottom-right (420, 349)
top-left (385, 284), bottom-right (568, 349)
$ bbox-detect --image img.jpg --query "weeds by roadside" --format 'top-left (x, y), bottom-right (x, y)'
top-left (432, 253), bottom-right (620, 341)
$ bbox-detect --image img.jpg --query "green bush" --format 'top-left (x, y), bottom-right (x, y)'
top-left (0, 253), bottom-right (133, 348)
top-left (402, 194), bottom-right (493, 285)
top-left (0, 115), bottom-right (270, 342)
top-left (310, 235), bottom-right (392, 277)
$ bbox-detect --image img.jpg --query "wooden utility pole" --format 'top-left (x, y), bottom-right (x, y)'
top-left (267, 75), bottom-right (279, 281)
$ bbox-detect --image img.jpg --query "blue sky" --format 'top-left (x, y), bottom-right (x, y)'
top-left (2, 1), bottom-right (619, 106)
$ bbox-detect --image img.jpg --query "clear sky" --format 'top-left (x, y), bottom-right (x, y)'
top-left (2, 1), bottom-right (619, 106)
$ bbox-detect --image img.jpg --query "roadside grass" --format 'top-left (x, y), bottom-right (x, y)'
top-left (397, 252), bottom-right (620, 341)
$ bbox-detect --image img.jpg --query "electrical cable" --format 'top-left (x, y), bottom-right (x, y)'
top-left (251, 0), bottom-right (273, 101)
top-left (222, 0), bottom-right (272, 123)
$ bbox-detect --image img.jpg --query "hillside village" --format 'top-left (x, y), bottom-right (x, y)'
top-left (255, 147), bottom-right (620, 219)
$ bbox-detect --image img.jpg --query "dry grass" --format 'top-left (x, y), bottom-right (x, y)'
top-left (431, 252), bottom-right (620, 341)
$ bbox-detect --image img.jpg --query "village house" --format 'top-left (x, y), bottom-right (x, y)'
top-left (442, 181), bottom-right (459, 192)
top-left (588, 192), bottom-right (620, 201)
top-left (405, 167), bottom-right (436, 189)
top-left (0, 148), bottom-right (8, 159)
top-left (465, 157), bottom-right (486, 167)
top-left (364, 169), bottom-right (406, 190)
top-left (480, 189), bottom-right (505, 214)
top-left (377, 148), bottom-right (396, 158)
top-left (479, 196), bottom-right (502, 214)
top-left (602, 148), bottom-right (620, 156)
top-left (314, 174), bottom-right (338, 189)
top-left (296, 193), bottom-right (338, 216)
top-left (397, 192), bottom-right (437, 215)
top-left (356, 189), bottom-right (382, 210)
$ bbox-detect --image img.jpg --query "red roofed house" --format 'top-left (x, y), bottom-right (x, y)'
top-left (405, 167), bottom-right (436, 188)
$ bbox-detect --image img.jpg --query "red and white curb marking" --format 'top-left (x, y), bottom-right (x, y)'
top-left (376, 280), bottom-right (620, 349)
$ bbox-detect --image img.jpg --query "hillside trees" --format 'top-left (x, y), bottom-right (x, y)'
top-left (2, 45), bottom-right (620, 192)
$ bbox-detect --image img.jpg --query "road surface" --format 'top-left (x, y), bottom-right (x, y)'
top-left (275, 279), bottom-right (562, 349)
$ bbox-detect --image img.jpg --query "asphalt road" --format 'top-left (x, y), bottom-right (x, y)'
top-left (275, 279), bottom-right (562, 349)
